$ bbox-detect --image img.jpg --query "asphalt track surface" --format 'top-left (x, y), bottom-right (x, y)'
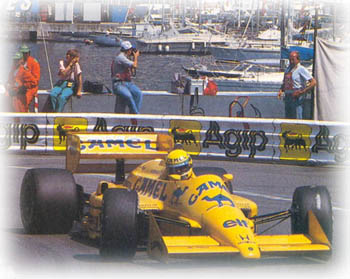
top-left (2, 154), bottom-right (350, 279)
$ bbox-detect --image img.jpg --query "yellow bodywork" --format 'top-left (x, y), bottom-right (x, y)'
top-left (67, 132), bottom-right (331, 260)
top-left (126, 159), bottom-right (331, 260)
top-left (131, 162), bottom-right (260, 258)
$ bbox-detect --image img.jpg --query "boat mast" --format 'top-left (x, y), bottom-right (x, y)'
top-left (238, 0), bottom-right (241, 29)
top-left (280, 0), bottom-right (287, 69)
top-left (332, 2), bottom-right (336, 42)
top-left (71, 0), bottom-right (74, 24)
top-left (257, 0), bottom-right (260, 34)
top-left (162, 0), bottom-right (165, 29)
top-left (199, 0), bottom-right (202, 30)
top-left (312, 3), bottom-right (318, 77)
top-left (251, 0), bottom-right (254, 35)
top-left (181, 0), bottom-right (185, 27)
top-left (310, 1), bottom-right (319, 120)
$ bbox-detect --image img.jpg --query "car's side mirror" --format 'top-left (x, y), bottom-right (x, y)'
top-left (97, 181), bottom-right (109, 195)
top-left (222, 173), bottom-right (233, 183)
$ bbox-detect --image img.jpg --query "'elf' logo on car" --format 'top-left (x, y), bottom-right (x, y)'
top-left (223, 219), bottom-right (248, 228)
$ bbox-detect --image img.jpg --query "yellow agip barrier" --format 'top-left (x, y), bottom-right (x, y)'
top-left (0, 112), bottom-right (349, 165)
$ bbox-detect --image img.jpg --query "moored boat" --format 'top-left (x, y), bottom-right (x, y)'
top-left (208, 44), bottom-right (281, 62)
top-left (91, 35), bottom-right (121, 47)
top-left (182, 66), bottom-right (243, 78)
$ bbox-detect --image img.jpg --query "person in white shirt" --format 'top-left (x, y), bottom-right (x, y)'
top-left (50, 49), bottom-right (82, 112)
top-left (278, 51), bottom-right (316, 119)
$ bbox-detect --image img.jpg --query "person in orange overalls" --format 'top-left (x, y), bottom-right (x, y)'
top-left (6, 52), bottom-right (26, 111)
top-left (12, 44), bottom-right (41, 112)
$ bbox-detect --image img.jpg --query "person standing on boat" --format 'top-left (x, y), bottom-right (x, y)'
top-left (50, 49), bottom-right (82, 112)
top-left (111, 41), bottom-right (143, 114)
top-left (278, 51), bottom-right (316, 119)
top-left (11, 44), bottom-right (41, 112)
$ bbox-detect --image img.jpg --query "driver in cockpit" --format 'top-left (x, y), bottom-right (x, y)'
top-left (165, 149), bottom-right (193, 181)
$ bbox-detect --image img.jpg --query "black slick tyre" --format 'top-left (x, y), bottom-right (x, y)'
top-left (291, 185), bottom-right (333, 243)
top-left (100, 188), bottom-right (138, 260)
top-left (20, 168), bottom-right (79, 234)
top-left (193, 166), bottom-right (228, 177)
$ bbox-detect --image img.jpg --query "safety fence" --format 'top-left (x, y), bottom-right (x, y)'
top-left (17, 90), bottom-right (285, 118)
top-left (0, 112), bottom-right (349, 165)
top-left (1, 90), bottom-right (302, 119)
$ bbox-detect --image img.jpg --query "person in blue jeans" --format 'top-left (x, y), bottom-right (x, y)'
top-left (111, 41), bottom-right (142, 114)
top-left (50, 49), bottom-right (82, 112)
top-left (278, 51), bottom-right (316, 119)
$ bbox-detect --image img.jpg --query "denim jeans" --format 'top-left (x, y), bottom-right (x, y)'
top-left (50, 80), bottom-right (75, 112)
top-left (113, 81), bottom-right (142, 114)
top-left (284, 94), bottom-right (304, 119)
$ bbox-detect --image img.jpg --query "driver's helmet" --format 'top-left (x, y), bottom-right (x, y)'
top-left (166, 149), bottom-right (193, 180)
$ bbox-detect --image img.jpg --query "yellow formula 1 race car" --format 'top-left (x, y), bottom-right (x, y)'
top-left (20, 132), bottom-right (333, 261)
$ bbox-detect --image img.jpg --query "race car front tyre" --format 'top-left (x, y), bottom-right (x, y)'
top-left (20, 168), bottom-right (79, 234)
top-left (100, 188), bottom-right (138, 260)
top-left (291, 185), bottom-right (333, 243)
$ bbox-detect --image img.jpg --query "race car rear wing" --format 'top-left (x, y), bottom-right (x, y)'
top-left (66, 132), bottom-right (174, 174)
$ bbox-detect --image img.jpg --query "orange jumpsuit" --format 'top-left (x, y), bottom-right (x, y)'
top-left (12, 56), bottom-right (40, 112)
top-left (7, 66), bottom-right (24, 94)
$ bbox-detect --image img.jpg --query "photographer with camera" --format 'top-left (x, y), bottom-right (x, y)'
top-left (111, 40), bottom-right (143, 114)
top-left (49, 48), bottom-right (82, 112)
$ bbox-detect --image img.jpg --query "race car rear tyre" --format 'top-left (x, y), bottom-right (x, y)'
top-left (193, 166), bottom-right (227, 176)
top-left (100, 188), bottom-right (138, 260)
top-left (20, 168), bottom-right (79, 234)
top-left (291, 185), bottom-right (333, 243)
top-left (193, 167), bottom-right (233, 193)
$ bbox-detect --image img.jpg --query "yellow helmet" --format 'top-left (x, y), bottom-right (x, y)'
top-left (166, 149), bottom-right (193, 180)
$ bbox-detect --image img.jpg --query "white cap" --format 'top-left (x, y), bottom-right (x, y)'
top-left (120, 41), bottom-right (132, 51)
